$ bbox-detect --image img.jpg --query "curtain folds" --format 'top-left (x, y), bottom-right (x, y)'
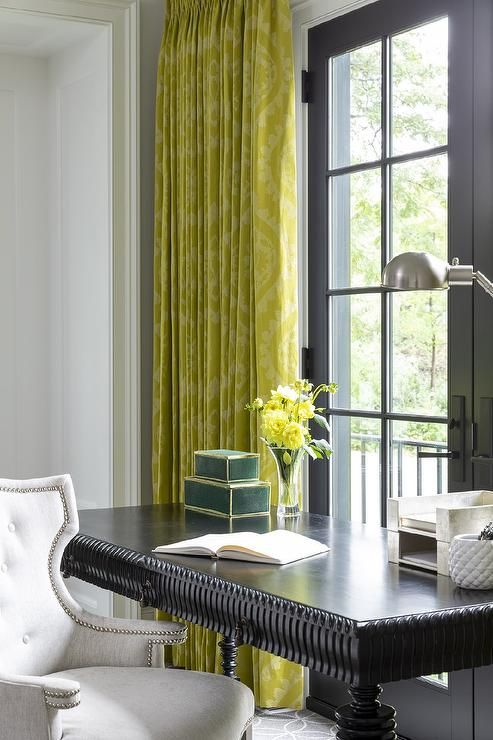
top-left (153, 0), bottom-right (301, 708)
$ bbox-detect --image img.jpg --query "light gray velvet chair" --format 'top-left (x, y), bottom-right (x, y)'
top-left (0, 474), bottom-right (254, 740)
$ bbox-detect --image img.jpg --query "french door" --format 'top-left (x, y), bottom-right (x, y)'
top-left (307, 0), bottom-right (474, 520)
top-left (306, 0), bottom-right (487, 737)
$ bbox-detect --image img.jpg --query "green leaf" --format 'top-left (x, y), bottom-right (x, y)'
top-left (282, 451), bottom-right (292, 465)
top-left (309, 438), bottom-right (332, 459)
top-left (316, 438), bottom-right (332, 453)
top-left (313, 413), bottom-right (331, 433)
top-left (307, 443), bottom-right (323, 459)
top-left (303, 444), bottom-right (317, 460)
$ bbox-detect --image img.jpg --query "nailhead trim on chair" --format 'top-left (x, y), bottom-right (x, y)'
top-left (147, 638), bottom-right (170, 666)
top-left (44, 689), bottom-right (79, 698)
top-left (0, 483), bottom-right (187, 667)
top-left (44, 687), bottom-right (81, 710)
top-left (45, 699), bottom-right (81, 710)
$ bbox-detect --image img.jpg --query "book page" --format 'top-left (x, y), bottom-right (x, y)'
top-left (217, 529), bottom-right (329, 565)
top-left (153, 533), bottom-right (245, 557)
top-left (153, 530), bottom-right (329, 564)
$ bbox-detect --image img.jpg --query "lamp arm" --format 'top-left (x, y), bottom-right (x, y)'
top-left (474, 271), bottom-right (493, 299)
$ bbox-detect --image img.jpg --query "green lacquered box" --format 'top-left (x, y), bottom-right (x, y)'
top-left (194, 449), bottom-right (260, 482)
top-left (184, 476), bottom-right (270, 518)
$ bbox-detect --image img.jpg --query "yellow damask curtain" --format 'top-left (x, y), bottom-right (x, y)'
top-left (153, 0), bottom-right (301, 708)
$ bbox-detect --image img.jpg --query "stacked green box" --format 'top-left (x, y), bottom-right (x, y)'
top-left (184, 450), bottom-right (270, 518)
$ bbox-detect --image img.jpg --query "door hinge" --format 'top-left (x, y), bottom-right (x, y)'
top-left (301, 347), bottom-right (312, 380)
top-left (301, 70), bottom-right (313, 104)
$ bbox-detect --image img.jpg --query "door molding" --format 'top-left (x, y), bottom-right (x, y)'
top-left (0, 0), bottom-right (141, 510)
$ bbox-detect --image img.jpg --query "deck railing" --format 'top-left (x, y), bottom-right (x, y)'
top-left (353, 433), bottom-right (447, 522)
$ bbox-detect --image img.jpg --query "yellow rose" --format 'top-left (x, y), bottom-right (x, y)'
top-left (262, 410), bottom-right (289, 446)
top-left (297, 400), bottom-right (315, 420)
top-left (281, 421), bottom-right (306, 450)
top-left (264, 398), bottom-right (283, 412)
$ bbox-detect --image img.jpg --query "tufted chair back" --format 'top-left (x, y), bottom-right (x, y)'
top-left (0, 474), bottom-right (82, 675)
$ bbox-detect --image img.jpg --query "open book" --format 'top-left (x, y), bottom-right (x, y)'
top-left (152, 529), bottom-right (329, 565)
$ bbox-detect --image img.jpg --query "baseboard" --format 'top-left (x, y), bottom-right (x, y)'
top-left (306, 695), bottom-right (412, 740)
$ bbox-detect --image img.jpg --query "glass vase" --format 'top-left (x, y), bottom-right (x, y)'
top-left (267, 445), bottom-right (304, 518)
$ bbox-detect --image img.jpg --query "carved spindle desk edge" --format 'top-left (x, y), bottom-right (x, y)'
top-left (62, 534), bottom-right (493, 686)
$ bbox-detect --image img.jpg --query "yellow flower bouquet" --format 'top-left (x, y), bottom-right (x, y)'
top-left (246, 379), bottom-right (337, 517)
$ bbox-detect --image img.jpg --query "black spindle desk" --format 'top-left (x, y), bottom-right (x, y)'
top-left (61, 505), bottom-right (493, 740)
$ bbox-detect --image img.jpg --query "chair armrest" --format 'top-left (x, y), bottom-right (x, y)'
top-left (0, 673), bottom-right (80, 740)
top-left (64, 610), bottom-right (187, 668)
top-left (0, 672), bottom-right (80, 708)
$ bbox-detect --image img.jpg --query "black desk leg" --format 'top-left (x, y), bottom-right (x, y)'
top-left (335, 684), bottom-right (396, 740)
top-left (219, 631), bottom-right (240, 680)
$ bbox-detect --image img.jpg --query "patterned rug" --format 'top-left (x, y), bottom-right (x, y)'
top-left (253, 708), bottom-right (337, 739)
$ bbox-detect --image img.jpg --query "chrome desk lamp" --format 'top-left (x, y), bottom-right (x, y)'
top-left (382, 251), bottom-right (493, 298)
top-left (381, 251), bottom-right (493, 467)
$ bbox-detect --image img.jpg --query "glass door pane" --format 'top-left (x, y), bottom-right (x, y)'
top-left (331, 41), bottom-right (382, 168)
top-left (331, 294), bottom-right (381, 411)
top-left (391, 18), bottom-right (448, 156)
top-left (332, 416), bottom-right (381, 523)
top-left (331, 168), bottom-right (381, 288)
top-left (392, 154), bottom-right (448, 259)
top-left (391, 291), bottom-right (447, 417)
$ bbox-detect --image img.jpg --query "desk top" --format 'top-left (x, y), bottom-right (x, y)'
top-left (75, 504), bottom-right (493, 625)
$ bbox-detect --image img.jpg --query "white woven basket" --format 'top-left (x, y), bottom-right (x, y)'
top-left (449, 534), bottom-right (493, 590)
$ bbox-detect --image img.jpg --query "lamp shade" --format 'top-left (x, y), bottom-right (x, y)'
top-left (381, 252), bottom-right (450, 291)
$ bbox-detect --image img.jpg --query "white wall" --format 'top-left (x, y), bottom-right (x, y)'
top-left (0, 34), bottom-right (111, 616)
top-left (48, 30), bottom-right (111, 510)
top-left (0, 30), bottom-right (111, 513)
top-left (0, 55), bottom-right (52, 477)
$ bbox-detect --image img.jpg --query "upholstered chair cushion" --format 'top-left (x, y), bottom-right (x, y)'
top-left (47, 666), bottom-right (254, 740)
